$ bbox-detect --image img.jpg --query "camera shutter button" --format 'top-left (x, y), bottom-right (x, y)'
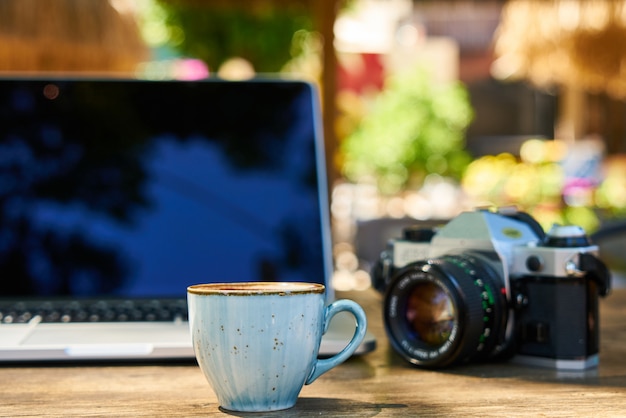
top-left (526, 255), bottom-right (543, 272)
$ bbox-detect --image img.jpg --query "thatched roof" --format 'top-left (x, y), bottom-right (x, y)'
top-left (493, 0), bottom-right (626, 99)
top-left (0, 0), bottom-right (148, 73)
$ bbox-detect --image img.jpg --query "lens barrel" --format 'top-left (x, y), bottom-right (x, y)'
top-left (383, 253), bottom-right (509, 368)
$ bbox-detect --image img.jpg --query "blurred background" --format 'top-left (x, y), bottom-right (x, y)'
top-left (2, 0), bottom-right (625, 290)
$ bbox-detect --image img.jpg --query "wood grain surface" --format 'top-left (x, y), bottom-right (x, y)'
top-left (2, 289), bottom-right (626, 417)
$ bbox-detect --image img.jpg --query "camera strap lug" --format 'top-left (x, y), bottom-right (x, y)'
top-left (574, 253), bottom-right (612, 297)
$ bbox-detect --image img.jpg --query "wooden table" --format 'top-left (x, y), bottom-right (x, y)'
top-left (2, 289), bottom-right (626, 417)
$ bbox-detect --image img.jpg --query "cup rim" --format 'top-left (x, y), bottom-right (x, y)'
top-left (187, 282), bottom-right (325, 296)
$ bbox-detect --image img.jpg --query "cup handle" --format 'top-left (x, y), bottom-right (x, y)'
top-left (305, 299), bottom-right (367, 385)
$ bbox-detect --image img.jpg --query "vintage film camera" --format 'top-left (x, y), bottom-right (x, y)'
top-left (372, 208), bottom-right (611, 370)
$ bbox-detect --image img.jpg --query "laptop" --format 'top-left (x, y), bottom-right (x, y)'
top-left (0, 77), bottom-right (375, 362)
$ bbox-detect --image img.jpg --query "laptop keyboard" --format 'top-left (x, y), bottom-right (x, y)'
top-left (0, 299), bottom-right (189, 324)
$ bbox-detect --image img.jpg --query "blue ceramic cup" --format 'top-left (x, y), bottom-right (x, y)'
top-left (187, 282), bottom-right (367, 412)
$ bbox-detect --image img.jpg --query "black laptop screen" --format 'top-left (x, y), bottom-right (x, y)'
top-left (0, 78), bottom-right (330, 298)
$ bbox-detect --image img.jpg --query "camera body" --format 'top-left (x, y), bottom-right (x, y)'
top-left (373, 208), bottom-right (611, 370)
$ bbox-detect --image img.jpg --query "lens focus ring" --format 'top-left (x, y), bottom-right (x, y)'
top-left (383, 252), bottom-right (508, 368)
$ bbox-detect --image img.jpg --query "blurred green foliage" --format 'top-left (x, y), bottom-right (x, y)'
top-left (153, 1), bottom-right (313, 72)
top-left (340, 69), bottom-right (474, 194)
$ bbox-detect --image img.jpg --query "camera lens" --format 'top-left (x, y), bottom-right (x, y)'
top-left (404, 282), bottom-right (455, 347)
top-left (383, 252), bottom-right (510, 368)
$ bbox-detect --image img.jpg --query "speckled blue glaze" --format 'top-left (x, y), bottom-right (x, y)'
top-left (187, 282), bottom-right (367, 412)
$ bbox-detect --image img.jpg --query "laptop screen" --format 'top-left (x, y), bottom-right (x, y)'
top-left (0, 78), bottom-right (331, 299)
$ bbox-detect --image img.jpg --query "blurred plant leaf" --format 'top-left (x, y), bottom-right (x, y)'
top-left (340, 69), bottom-right (474, 194)
top-left (153, 0), bottom-right (313, 72)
